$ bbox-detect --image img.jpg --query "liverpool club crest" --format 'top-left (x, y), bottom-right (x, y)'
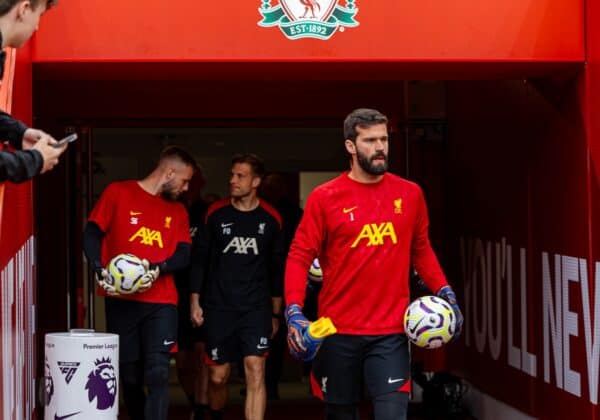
top-left (258, 0), bottom-right (359, 40)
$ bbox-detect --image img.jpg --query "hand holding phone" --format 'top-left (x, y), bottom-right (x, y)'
top-left (52, 133), bottom-right (78, 148)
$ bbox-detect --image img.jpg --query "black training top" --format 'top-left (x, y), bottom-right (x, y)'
top-left (190, 198), bottom-right (285, 311)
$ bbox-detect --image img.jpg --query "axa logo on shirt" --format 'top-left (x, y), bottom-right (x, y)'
top-left (223, 237), bottom-right (259, 255)
top-left (351, 222), bottom-right (397, 248)
top-left (128, 227), bottom-right (164, 248)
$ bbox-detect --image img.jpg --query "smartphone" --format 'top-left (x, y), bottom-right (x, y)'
top-left (52, 133), bottom-right (78, 148)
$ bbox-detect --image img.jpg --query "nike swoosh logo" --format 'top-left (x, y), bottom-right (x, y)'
top-left (257, 345), bottom-right (269, 350)
top-left (221, 223), bottom-right (234, 228)
top-left (130, 211), bottom-right (142, 216)
top-left (342, 206), bottom-right (358, 214)
top-left (388, 377), bottom-right (404, 384)
top-left (163, 340), bottom-right (175, 346)
top-left (55, 412), bottom-right (81, 420)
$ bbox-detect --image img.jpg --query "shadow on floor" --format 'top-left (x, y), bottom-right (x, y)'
top-left (117, 381), bottom-right (474, 419)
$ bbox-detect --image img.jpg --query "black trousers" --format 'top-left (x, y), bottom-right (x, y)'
top-left (105, 298), bottom-right (177, 420)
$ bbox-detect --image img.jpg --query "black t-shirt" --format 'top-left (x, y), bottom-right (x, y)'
top-left (190, 199), bottom-right (285, 311)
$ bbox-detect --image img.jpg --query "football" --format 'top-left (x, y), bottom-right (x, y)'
top-left (308, 258), bottom-right (323, 282)
top-left (404, 295), bottom-right (456, 349)
top-left (106, 254), bottom-right (146, 294)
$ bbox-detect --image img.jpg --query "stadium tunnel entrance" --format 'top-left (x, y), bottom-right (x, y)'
top-left (31, 61), bottom-right (590, 419)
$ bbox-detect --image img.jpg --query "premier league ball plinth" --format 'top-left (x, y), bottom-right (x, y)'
top-left (44, 330), bottom-right (119, 420)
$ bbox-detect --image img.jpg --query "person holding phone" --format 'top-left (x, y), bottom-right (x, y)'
top-left (0, 0), bottom-right (68, 183)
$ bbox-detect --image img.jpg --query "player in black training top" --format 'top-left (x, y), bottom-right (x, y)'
top-left (190, 154), bottom-right (284, 420)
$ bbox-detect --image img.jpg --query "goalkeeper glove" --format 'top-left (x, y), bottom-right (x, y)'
top-left (285, 304), bottom-right (337, 361)
top-left (94, 267), bottom-right (118, 296)
top-left (138, 259), bottom-right (160, 293)
top-left (285, 304), bottom-right (311, 357)
top-left (436, 285), bottom-right (463, 341)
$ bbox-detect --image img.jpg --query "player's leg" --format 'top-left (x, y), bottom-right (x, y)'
top-left (324, 404), bottom-right (360, 420)
top-left (372, 392), bottom-right (409, 420)
top-left (204, 308), bottom-right (237, 419)
top-left (363, 334), bottom-right (411, 420)
top-left (243, 355), bottom-right (266, 420)
top-left (175, 297), bottom-right (196, 405)
top-left (120, 361), bottom-right (145, 420)
top-left (140, 303), bottom-right (178, 420)
top-left (311, 334), bottom-right (364, 420)
top-left (105, 297), bottom-right (145, 420)
top-left (238, 307), bottom-right (271, 420)
top-left (193, 341), bottom-right (210, 419)
top-left (208, 362), bottom-right (231, 420)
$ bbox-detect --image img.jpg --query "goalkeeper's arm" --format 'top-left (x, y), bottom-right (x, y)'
top-left (83, 221), bottom-right (105, 273)
top-left (435, 285), bottom-right (464, 341)
top-left (147, 242), bottom-right (191, 274)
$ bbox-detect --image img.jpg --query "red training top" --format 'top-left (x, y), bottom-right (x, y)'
top-left (89, 180), bottom-right (191, 304)
top-left (285, 172), bottom-right (447, 335)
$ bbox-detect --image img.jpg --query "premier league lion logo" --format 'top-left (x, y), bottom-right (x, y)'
top-left (44, 357), bottom-right (54, 406)
top-left (85, 357), bottom-right (117, 410)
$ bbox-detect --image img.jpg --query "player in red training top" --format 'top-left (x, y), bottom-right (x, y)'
top-left (284, 108), bottom-right (464, 420)
top-left (83, 146), bottom-right (195, 420)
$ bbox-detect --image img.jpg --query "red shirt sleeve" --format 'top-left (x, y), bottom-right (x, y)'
top-left (285, 189), bottom-right (326, 306)
top-left (411, 187), bottom-right (448, 294)
top-left (88, 183), bottom-right (119, 232)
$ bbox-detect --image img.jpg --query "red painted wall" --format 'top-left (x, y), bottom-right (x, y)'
top-left (442, 0), bottom-right (600, 417)
top-left (445, 78), bottom-right (595, 418)
top-left (586, 0), bottom-right (600, 332)
top-left (32, 0), bottom-right (583, 62)
top-left (0, 43), bottom-right (37, 419)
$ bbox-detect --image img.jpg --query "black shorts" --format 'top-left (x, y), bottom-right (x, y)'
top-left (105, 297), bottom-right (178, 364)
top-left (204, 307), bottom-right (272, 364)
top-left (176, 294), bottom-right (206, 351)
top-left (310, 334), bottom-right (410, 404)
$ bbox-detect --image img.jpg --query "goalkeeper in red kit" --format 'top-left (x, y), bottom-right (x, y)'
top-left (83, 146), bottom-right (196, 420)
top-left (284, 108), bottom-right (463, 420)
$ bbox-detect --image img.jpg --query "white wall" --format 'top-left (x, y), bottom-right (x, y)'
top-left (299, 171), bottom-right (340, 208)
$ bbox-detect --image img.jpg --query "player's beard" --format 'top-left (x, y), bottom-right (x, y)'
top-left (357, 149), bottom-right (388, 175)
top-left (160, 180), bottom-right (179, 201)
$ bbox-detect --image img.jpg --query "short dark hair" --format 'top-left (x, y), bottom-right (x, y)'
top-left (231, 153), bottom-right (265, 178)
top-left (343, 108), bottom-right (388, 141)
top-left (159, 146), bottom-right (197, 169)
top-left (0, 0), bottom-right (57, 15)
